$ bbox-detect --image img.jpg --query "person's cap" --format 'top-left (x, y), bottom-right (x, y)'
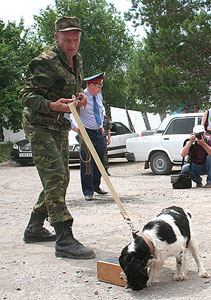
top-left (84, 72), bottom-right (105, 85)
top-left (193, 125), bottom-right (205, 133)
top-left (55, 16), bottom-right (81, 32)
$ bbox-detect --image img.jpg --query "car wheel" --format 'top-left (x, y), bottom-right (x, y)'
top-left (150, 151), bottom-right (172, 175)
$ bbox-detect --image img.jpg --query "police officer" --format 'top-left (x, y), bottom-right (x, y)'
top-left (79, 73), bottom-right (108, 201)
top-left (19, 16), bottom-right (95, 259)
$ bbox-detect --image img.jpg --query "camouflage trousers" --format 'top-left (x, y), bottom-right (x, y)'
top-left (28, 127), bottom-right (73, 225)
top-left (103, 136), bottom-right (109, 170)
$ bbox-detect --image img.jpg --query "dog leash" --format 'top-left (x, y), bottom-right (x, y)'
top-left (68, 102), bottom-right (138, 234)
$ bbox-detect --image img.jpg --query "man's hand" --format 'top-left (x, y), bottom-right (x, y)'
top-left (190, 133), bottom-right (196, 143)
top-left (196, 135), bottom-right (211, 155)
top-left (195, 136), bottom-right (206, 146)
top-left (50, 97), bottom-right (76, 112)
top-left (49, 92), bottom-right (87, 114)
top-left (77, 92), bottom-right (87, 111)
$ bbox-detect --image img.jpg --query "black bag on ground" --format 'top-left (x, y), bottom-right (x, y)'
top-left (171, 173), bottom-right (192, 189)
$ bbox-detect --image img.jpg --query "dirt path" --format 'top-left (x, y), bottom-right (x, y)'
top-left (0, 160), bottom-right (210, 300)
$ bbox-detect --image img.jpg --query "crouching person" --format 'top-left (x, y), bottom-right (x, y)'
top-left (19, 16), bottom-right (95, 259)
top-left (181, 125), bottom-right (211, 188)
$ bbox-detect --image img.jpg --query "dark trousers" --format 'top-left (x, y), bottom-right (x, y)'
top-left (80, 129), bottom-right (105, 196)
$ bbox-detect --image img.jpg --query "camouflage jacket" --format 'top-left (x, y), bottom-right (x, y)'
top-left (103, 101), bottom-right (112, 135)
top-left (103, 115), bottom-right (111, 135)
top-left (19, 42), bottom-right (84, 132)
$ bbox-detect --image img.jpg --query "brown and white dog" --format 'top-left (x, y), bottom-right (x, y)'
top-left (119, 206), bottom-right (210, 291)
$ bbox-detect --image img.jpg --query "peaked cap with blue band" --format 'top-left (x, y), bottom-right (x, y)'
top-left (84, 72), bottom-right (105, 84)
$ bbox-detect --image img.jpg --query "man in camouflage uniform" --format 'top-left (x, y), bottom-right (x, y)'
top-left (19, 16), bottom-right (95, 259)
top-left (103, 101), bottom-right (112, 175)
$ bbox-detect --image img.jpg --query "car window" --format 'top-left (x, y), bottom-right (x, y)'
top-left (197, 117), bottom-right (202, 125)
top-left (165, 118), bottom-right (195, 134)
top-left (114, 122), bottom-right (132, 135)
top-left (110, 124), bottom-right (117, 134)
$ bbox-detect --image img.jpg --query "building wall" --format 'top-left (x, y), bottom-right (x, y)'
top-left (111, 107), bottom-right (161, 134)
top-left (3, 128), bottom-right (26, 143)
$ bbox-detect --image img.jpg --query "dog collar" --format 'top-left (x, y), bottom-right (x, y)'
top-left (139, 234), bottom-right (155, 255)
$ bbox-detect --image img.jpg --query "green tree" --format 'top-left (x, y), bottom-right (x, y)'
top-left (0, 19), bottom-right (42, 133)
top-left (126, 0), bottom-right (211, 113)
top-left (33, 0), bottom-right (134, 108)
top-left (0, 0), bottom-right (135, 135)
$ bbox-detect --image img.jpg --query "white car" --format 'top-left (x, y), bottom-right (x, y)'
top-left (69, 121), bottom-right (139, 163)
top-left (126, 113), bottom-right (204, 175)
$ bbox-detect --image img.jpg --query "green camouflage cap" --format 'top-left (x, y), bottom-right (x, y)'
top-left (55, 16), bottom-right (81, 32)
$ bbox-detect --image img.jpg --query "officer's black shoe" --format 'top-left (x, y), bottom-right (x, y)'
top-left (53, 221), bottom-right (96, 259)
top-left (94, 187), bottom-right (108, 195)
top-left (23, 211), bottom-right (56, 243)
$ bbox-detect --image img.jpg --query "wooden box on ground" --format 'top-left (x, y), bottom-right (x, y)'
top-left (97, 257), bottom-right (128, 287)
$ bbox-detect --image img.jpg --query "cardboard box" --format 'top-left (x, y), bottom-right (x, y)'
top-left (97, 257), bottom-right (128, 287)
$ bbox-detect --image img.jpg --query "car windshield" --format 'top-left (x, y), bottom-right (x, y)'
top-left (154, 116), bottom-right (172, 133)
top-left (154, 122), bottom-right (163, 133)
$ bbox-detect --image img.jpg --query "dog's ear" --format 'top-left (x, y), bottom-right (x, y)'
top-left (125, 256), bottom-right (149, 291)
top-left (132, 231), bottom-right (139, 239)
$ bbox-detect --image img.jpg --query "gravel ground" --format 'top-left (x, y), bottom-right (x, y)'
top-left (0, 159), bottom-right (210, 300)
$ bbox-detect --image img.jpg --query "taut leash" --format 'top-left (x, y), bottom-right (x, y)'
top-left (68, 102), bottom-right (138, 234)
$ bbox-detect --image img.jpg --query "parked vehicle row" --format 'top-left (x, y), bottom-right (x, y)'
top-left (12, 113), bottom-right (203, 175)
top-left (11, 121), bottom-right (139, 166)
top-left (126, 113), bottom-right (204, 175)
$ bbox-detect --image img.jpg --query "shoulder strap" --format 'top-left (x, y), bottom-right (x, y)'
top-left (204, 109), bottom-right (209, 128)
top-left (206, 109), bottom-right (209, 121)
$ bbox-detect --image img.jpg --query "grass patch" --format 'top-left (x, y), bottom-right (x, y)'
top-left (0, 142), bottom-right (13, 163)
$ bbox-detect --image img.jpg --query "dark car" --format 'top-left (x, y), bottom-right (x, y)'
top-left (11, 122), bottom-right (139, 166)
top-left (11, 139), bottom-right (33, 165)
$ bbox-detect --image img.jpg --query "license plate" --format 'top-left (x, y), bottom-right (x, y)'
top-left (19, 153), bottom-right (32, 157)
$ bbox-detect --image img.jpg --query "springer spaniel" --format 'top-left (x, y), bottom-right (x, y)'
top-left (119, 206), bottom-right (210, 291)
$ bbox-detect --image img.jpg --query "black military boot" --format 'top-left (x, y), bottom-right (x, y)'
top-left (23, 211), bottom-right (56, 243)
top-left (53, 221), bottom-right (96, 259)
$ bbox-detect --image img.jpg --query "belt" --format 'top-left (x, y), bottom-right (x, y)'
top-left (85, 128), bottom-right (102, 132)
